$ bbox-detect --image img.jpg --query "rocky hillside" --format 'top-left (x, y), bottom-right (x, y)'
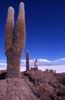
top-left (0, 69), bottom-right (65, 100)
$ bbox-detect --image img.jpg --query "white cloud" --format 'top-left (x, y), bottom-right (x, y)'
top-left (52, 58), bottom-right (65, 65)
top-left (0, 58), bottom-right (65, 73)
top-left (0, 63), bottom-right (7, 66)
top-left (38, 59), bottom-right (51, 63)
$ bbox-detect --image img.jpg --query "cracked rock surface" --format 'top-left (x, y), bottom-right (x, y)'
top-left (0, 70), bottom-right (65, 100)
top-left (0, 78), bottom-right (39, 100)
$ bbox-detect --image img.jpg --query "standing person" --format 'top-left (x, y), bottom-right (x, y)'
top-left (34, 59), bottom-right (38, 70)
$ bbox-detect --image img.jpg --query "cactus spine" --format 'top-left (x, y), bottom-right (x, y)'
top-left (5, 2), bottom-right (26, 78)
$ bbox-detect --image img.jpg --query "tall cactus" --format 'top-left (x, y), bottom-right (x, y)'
top-left (14, 2), bottom-right (26, 57)
top-left (26, 51), bottom-right (29, 71)
top-left (5, 7), bottom-right (14, 53)
top-left (5, 2), bottom-right (26, 78)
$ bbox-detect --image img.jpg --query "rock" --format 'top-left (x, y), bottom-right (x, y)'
top-left (0, 78), bottom-right (40, 100)
top-left (24, 70), bottom-right (58, 87)
top-left (36, 83), bottom-right (57, 100)
top-left (0, 70), bottom-right (65, 100)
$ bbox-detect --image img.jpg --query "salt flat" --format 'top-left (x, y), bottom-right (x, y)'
top-left (0, 64), bottom-right (65, 73)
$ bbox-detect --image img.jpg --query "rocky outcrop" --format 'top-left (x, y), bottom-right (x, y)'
top-left (0, 78), bottom-right (39, 100)
top-left (23, 70), bottom-right (65, 100)
top-left (0, 70), bottom-right (65, 99)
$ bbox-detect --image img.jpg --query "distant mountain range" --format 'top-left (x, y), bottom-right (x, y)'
top-left (0, 58), bottom-right (65, 73)
top-left (21, 58), bottom-right (65, 66)
top-left (0, 58), bottom-right (65, 66)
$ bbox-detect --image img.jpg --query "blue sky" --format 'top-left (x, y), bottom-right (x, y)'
top-left (0, 0), bottom-right (65, 60)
